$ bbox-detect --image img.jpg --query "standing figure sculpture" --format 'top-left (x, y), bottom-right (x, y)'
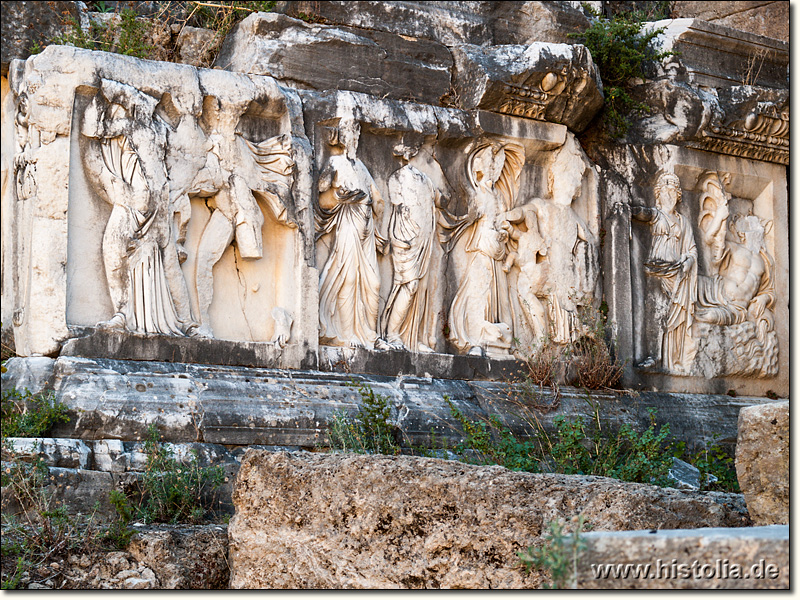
top-left (525, 138), bottom-right (598, 346)
top-left (447, 140), bottom-right (524, 358)
top-left (81, 79), bottom-right (197, 336)
top-left (631, 171), bottom-right (697, 373)
top-left (316, 121), bottom-right (386, 348)
top-left (379, 142), bottom-right (441, 353)
top-left (191, 96), bottom-right (295, 337)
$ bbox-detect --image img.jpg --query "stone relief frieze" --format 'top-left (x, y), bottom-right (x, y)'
top-left (80, 79), bottom-right (302, 342)
top-left (445, 140), bottom-right (524, 359)
top-left (81, 79), bottom-right (198, 337)
top-left (631, 168), bottom-right (778, 379)
top-left (631, 172), bottom-right (698, 374)
top-left (378, 140), bottom-right (444, 354)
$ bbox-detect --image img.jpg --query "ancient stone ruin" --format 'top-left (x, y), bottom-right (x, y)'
top-left (0, 0), bottom-right (789, 590)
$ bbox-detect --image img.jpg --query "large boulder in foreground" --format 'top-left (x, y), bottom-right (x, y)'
top-left (228, 451), bottom-right (748, 589)
top-left (735, 400), bottom-right (789, 525)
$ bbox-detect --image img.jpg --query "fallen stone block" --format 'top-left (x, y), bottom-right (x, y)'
top-left (228, 451), bottom-right (749, 589)
top-left (127, 525), bottom-right (230, 589)
top-left (735, 400), bottom-right (788, 525)
top-left (575, 525), bottom-right (788, 589)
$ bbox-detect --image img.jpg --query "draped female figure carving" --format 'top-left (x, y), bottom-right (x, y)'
top-left (316, 121), bottom-right (386, 347)
top-left (445, 141), bottom-right (524, 358)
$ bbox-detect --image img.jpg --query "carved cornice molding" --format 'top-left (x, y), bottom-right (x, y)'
top-left (688, 106), bottom-right (789, 165)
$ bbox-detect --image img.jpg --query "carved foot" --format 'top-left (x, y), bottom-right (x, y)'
top-left (375, 338), bottom-right (405, 352)
top-left (97, 313), bottom-right (127, 332)
top-left (467, 346), bottom-right (485, 357)
top-left (417, 343), bottom-right (435, 354)
top-left (191, 324), bottom-right (214, 338)
top-left (637, 356), bottom-right (656, 369)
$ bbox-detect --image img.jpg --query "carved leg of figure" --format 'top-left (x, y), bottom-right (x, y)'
top-left (161, 236), bottom-right (198, 335)
top-left (99, 205), bottom-right (133, 330)
top-left (194, 209), bottom-right (234, 337)
top-left (381, 281), bottom-right (417, 350)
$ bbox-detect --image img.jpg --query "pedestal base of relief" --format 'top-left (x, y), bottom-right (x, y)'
top-left (318, 345), bottom-right (527, 382)
top-left (2, 356), bottom-right (784, 456)
top-left (60, 329), bottom-right (317, 371)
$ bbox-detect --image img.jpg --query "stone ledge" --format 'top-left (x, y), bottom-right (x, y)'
top-left (60, 329), bottom-right (317, 371)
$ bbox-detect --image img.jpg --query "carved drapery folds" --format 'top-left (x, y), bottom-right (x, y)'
top-left (3, 47), bottom-right (785, 392)
top-left (82, 80), bottom-right (197, 336)
top-left (316, 120), bottom-right (386, 348)
top-left (311, 116), bottom-right (602, 360)
top-left (633, 169), bottom-right (778, 379)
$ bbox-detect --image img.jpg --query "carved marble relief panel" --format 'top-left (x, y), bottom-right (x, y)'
top-left (5, 47), bottom-right (313, 360)
top-left (629, 149), bottom-right (785, 386)
top-left (306, 92), bottom-right (601, 360)
top-left (73, 72), bottom-right (306, 345)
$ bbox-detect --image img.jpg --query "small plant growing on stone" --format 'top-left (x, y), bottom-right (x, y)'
top-left (570, 5), bottom-right (674, 137)
top-left (1, 388), bottom-right (70, 439)
top-left (688, 434), bottom-right (740, 493)
top-left (446, 397), bottom-right (540, 472)
top-left (519, 515), bottom-right (587, 589)
top-left (135, 424), bottom-right (226, 524)
top-left (328, 383), bottom-right (401, 455)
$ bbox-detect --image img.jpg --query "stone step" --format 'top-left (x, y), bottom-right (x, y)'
top-left (2, 356), bottom-right (783, 453)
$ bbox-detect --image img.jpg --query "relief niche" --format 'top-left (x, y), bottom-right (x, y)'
top-left (631, 168), bottom-right (778, 379)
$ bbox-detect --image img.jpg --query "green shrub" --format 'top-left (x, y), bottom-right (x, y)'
top-left (570, 6), bottom-right (674, 137)
top-left (1, 388), bottom-right (70, 439)
top-left (519, 515), bottom-right (587, 589)
top-left (135, 424), bottom-right (225, 524)
top-left (328, 382), bottom-right (400, 455)
top-left (446, 397), bottom-right (540, 472)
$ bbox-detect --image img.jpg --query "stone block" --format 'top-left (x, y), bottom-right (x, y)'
top-left (228, 451), bottom-right (749, 589)
top-left (671, 2), bottom-right (789, 43)
top-left (272, 1), bottom-right (591, 45)
top-left (2, 437), bottom-right (91, 469)
top-left (173, 25), bottom-right (217, 67)
top-left (0, 1), bottom-right (83, 75)
top-left (451, 42), bottom-right (604, 132)
top-left (575, 525), bottom-right (788, 589)
top-left (217, 12), bottom-right (453, 105)
top-left (655, 19), bottom-right (788, 89)
top-left (127, 525), bottom-right (229, 589)
top-left (1, 356), bottom-right (781, 458)
top-left (735, 400), bottom-right (788, 525)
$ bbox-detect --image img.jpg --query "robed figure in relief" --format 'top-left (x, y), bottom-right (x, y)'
top-left (316, 121), bottom-right (386, 348)
top-left (444, 141), bottom-right (524, 358)
top-left (632, 171), bottom-right (698, 373)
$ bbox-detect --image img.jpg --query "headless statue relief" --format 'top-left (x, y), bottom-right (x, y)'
top-left (523, 138), bottom-right (598, 346)
top-left (316, 121), bottom-right (386, 348)
top-left (378, 142), bottom-right (442, 353)
top-left (498, 204), bottom-right (550, 344)
top-left (81, 80), bottom-right (197, 336)
top-left (188, 97), bottom-right (295, 338)
top-left (445, 140), bottom-right (524, 358)
top-left (695, 171), bottom-right (777, 377)
top-left (631, 171), bottom-right (698, 374)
